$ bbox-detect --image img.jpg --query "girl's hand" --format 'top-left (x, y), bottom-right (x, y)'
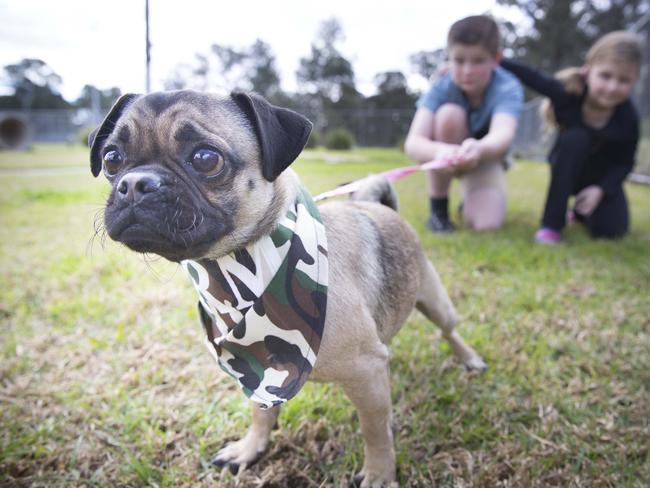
top-left (574, 185), bottom-right (604, 216)
top-left (434, 62), bottom-right (450, 78)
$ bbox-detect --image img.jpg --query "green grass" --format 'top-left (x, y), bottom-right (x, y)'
top-left (0, 143), bottom-right (89, 169)
top-left (1, 145), bottom-right (649, 487)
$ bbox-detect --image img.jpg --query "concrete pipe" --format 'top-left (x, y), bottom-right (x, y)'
top-left (0, 115), bottom-right (31, 149)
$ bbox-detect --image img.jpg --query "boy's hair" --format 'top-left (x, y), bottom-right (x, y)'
top-left (447, 15), bottom-right (501, 56)
top-left (542, 30), bottom-right (643, 127)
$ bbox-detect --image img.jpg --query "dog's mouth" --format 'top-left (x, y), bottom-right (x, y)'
top-left (105, 202), bottom-right (227, 262)
top-left (101, 166), bottom-right (237, 261)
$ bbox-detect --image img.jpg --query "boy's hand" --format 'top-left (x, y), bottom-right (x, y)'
top-left (434, 143), bottom-right (463, 174)
top-left (574, 185), bottom-right (603, 216)
top-left (453, 138), bottom-right (482, 172)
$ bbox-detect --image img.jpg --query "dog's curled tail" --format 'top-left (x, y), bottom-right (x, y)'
top-left (349, 174), bottom-right (399, 211)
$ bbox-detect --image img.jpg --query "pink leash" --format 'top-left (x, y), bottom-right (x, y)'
top-left (313, 158), bottom-right (452, 202)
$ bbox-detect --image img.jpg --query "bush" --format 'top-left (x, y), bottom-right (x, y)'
top-left (396, 135), bottom-right (407, 151)
top-left (78, 126), bottom-right (95, 146)
top-left (325, 128), bottom-right (355, 150)
top-left (305, 128), bottom-right (320, 149)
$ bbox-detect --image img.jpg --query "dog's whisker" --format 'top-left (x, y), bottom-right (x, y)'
top-left (140, 253), bottom-right (164, 281)
top-left (87, 208), bottom-right (109, 256)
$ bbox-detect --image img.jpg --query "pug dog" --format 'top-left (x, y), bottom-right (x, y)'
top-left (89, 90), bottom-right (486, 488)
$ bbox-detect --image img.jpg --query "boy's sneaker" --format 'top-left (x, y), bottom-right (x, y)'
top-left (534, 227), bottom-right (562, 244)
top-left (427, 213), bottom-right (455, 233)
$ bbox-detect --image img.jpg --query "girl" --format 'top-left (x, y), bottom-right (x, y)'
top-left (501, 31), bottom-right (643, 243)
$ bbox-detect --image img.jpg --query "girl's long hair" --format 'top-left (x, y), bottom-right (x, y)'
top-left (542, 30), bottom-right (643, 128)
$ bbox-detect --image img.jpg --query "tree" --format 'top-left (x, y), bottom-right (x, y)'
top-left (497, 0), bottom-right (650, 72)
top-left (583, 0), bottom-right (649, 39)
top-left (163, 39), bottom-right (283, 102)
top-left (164, 62), bottom-right (201, 91)
top-left (409, 48), bottom-right (446, 82)
top-left (246, 40), bottom-right (282, 99)
top-left (296, 18), bottom-right (361, 109)
top-left (498, 0), bottom-right (590, 71)
top-left (74, 85), bottom-right (122, 111)
top-left (0, 58), bottom-right (70, 109)
top-left (366, 71), bottom-right (417, 109)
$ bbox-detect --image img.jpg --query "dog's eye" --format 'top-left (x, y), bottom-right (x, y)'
top-left (190, 148), bottom-right (225, 177)
top-left (103, 149), bottom-right (124, 175)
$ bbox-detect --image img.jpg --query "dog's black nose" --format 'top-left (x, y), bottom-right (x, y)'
top-left (116, 172), bottom-right (161, 203)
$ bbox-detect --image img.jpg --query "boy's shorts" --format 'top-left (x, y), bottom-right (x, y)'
top-left (471, 123), bottom-right (490, 140)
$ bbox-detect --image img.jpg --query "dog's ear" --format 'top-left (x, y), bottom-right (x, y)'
top-left (89, 93), bottom-right (140, 177)
top-left (231, 92), bottom-right (312, 182)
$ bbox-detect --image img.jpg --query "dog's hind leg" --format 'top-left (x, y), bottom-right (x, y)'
top-left (416, 260), bottom-right (487, 371)
top-left (210, 403), bottom-right (280, 474)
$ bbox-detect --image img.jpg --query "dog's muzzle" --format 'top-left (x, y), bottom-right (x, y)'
top-left (103, 170), bottom-right (228, 261)
top-left (115, 171), bottom-right (163, 204)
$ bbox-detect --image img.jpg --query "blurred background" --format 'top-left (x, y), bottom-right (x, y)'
top-left (0, 0), bottom-right (648, 173)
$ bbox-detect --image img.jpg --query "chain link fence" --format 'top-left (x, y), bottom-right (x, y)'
top-left (0, 108), bottom-right (102, 149)
top-left (0, 102), bottom-right (548, 155)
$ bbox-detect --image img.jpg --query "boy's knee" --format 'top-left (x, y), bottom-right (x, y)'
top-left (463, 194), bottom-right (506, 231)
top-left (437, 103), bottom-right (466, 120)
top-left (465, 214), bottom-right (505, 232)
top-left (435, 103), bottom-right (468, 142)
top-left (461, 169), bottom-right (506, 231)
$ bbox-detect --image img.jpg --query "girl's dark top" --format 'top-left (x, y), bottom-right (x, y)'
top-left (501, 59), bottom-right (639, 196)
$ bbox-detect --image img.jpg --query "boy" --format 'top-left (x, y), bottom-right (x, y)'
top-left (404, 15), bottom-right (523, 233)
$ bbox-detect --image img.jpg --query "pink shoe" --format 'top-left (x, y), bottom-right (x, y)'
top-left (535, 228), bottom-right (562, 244)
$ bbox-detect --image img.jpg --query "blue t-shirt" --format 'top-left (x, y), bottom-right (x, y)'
top-left (417, 66), bottom-right (523, 136)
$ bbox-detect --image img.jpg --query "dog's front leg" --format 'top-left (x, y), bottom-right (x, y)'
top-left (211, 402), bottom-right (280, 474)
top-left (341, 350), bottom-right (396, 488)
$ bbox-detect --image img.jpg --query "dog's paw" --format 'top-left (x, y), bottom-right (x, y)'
top-left (350, 470), bottom-right (398, 488)
top-left (463, 355), bottom-right (488, 372)
top-left (210, 436), bottom-right (266, 475)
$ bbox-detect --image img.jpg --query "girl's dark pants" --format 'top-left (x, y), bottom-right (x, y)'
top-left (542, 127), bottom-right (629, 238)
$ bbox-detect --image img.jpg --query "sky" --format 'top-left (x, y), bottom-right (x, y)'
top-left (0, 0), bottom-right (518, 101)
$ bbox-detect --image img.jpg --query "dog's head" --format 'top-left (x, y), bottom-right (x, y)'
top-left (89, 91), bottom-right (312, 262)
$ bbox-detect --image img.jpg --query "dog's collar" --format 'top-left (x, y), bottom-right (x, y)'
top-left (182, 187), bottom-right (328, 408)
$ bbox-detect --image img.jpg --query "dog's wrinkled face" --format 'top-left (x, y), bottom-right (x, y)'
top-left (89, 91), bottom-right (312, 262)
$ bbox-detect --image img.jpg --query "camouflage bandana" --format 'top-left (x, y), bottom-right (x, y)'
top-left (182, 188), bottom-right (328, 409)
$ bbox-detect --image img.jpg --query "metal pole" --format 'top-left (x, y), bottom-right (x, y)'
top-left (632, 11), bottom-right (650, 118)
top-left (145, 0), bottom-right (151, 93)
